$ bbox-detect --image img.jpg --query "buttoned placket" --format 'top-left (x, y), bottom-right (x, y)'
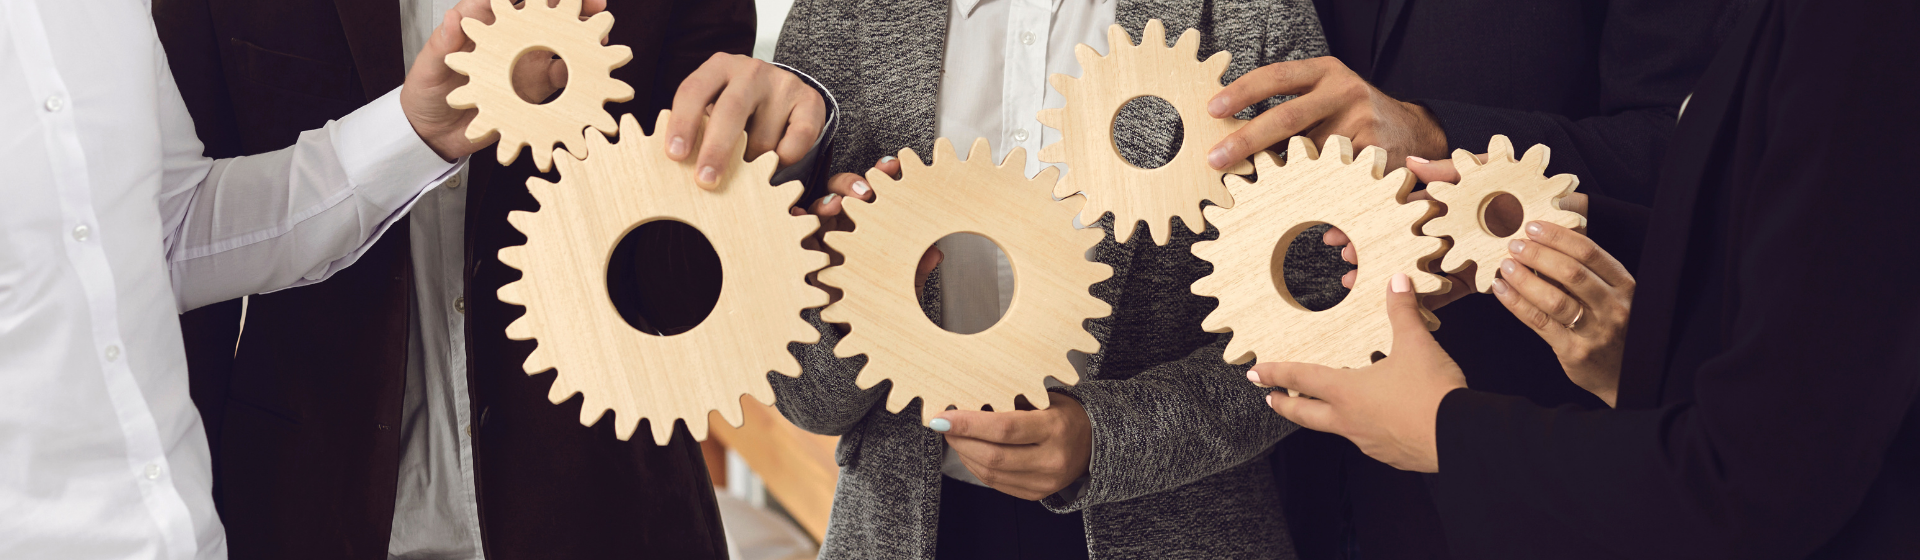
top-left (1002, 0), bottom-right (1055, 175)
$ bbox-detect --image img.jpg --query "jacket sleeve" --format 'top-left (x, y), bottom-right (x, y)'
top-left (773, 268), bottom-right (943, 436)
top-left (1419, 0), bottom-right (1734, 205)
top-left (1429, 2), bottom-right (1920, 557)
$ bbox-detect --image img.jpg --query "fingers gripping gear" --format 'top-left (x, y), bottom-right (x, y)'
top-left (496, 112), bottom-right (828, 445)
top-left (444, 0), bottom-right (635, 172)
top-left (1421, 135), bottom-right (1586, 292)
top-left (817, 138), bottom-right (1112, 425)
top-left (1192, 137), bottom-right (1451, 370)
top-left (1036, 20), bottom-right (1252, 246)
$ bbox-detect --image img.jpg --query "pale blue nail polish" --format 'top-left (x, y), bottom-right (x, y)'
top-left (929, 418), bottom-right (951, 432)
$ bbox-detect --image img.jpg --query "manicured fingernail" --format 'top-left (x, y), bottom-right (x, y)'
top-left (669, 137), bottom-right (688, 158)
top-left (1247, 369), bottom-right (1267, 387)
top-left (1509, 239), bottom-right (1526, 254)
top-left (821, 193), bottom-right (839, 207)
top-left (1493, 278), bottom-right (1510, 295)
top-left (1208, 145), bottom-right (1232, 169)
top-left (879, 156), bottom-right (897, 164)
top-left (1409, 155), bottom-right (1431, 164)
top-left (1391, 273), bottom-right (1411, 293)
top-left (1208, 96), bottom-right (1228, 117)
top-left (699, 166), bottom-right (718, 185)
top-left (852, 180), bottom-right (871, 197)
top-left (929, 418), bottom-right (951, 432)
top-left (1266, 393), bottom-right (1278, 408)
top-left (1501, 258), bottom-right (1518, 276)
top-left (1526, 221), bottom-right (1544, 237)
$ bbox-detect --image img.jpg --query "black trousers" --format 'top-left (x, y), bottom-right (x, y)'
top-left (935, 476), bottom-right (1090, 559)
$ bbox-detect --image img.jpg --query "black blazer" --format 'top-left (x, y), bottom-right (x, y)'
top-left (1434, 0), bottom-right (1920, 557)
top-left (1282, 1), bottom-right (1736, 557)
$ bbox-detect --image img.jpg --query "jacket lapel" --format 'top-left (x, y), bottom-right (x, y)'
top-left (332, 0), bottom-right (407, 100)
top-left (1371, 0), bottom-right (1408, 72)
top-left (1614, 0), bottom-right (1771, 410)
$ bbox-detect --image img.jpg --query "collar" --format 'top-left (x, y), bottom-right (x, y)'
top-left (956, 0), bottom-right (1109, 19)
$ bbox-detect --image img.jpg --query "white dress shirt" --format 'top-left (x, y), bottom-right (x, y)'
top-left (388, 0), bottom-right (487, 558)
top-left (933, 0), bottom-right (1115, 486)
top-left (0, 0), bottom-right (459, 558)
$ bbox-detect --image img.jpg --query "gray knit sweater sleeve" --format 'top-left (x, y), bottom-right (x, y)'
top-left (772, 268), bottom-right (944, 437)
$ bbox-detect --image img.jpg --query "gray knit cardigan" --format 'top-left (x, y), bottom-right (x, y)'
top-left (771, 1), bottom-right (1340, 558)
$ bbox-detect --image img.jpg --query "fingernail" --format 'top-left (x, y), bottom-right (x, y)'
top-left (929, 418), bottom-right (951, 432)
top-left (1493, 278), bottom-right (1510, 295)
top-left (1208, 96), bottom-right (1228, 117)
top-left (879, 156), bottom-right (897, 164)
top-left (1266, 393), bottom-right (1277, 408)
top-left (1391, 273), bottom-right (1411, 293)
top-left (1526, 221), bottom-right (1544, 237)
top-left (852, 180), bottom-right (871, 197)
top-left (1509, 239), bottom-right (1526, 254)
top-left (1501, 259), bottom-right (1518, 276)
top-left (1247, 369), bottom-right (1267, 387)
top-left (1208, 145), bottom-right (1231, 169)
top-left (821, 193), bottom-right (839, 207)
top-left (698, 166), bottom-right (718, 185)
top-left (669, 137), bottom-right (688, 158)
top-left (1409, 155), bottom-right (1431, 164)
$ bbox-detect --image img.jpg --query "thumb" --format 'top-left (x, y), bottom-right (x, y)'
top-left (1384, 273), bottom-right (1438, 357)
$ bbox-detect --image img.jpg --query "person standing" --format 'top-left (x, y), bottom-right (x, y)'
top-left (154, 0), bottom-right (832, 558)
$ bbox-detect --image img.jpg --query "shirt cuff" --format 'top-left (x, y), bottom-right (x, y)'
top-left (327, 87), bottom-right (464, 210)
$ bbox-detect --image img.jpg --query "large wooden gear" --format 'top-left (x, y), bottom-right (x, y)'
top-left (1192, 136), bottom-right (1450, 373)
top-left (1037, 19), bottom-right (1252, 246)
top-left (1422, 135), bottom-right (1585, 292)
top-left (818, 138), bottom-right (1112, 424)
top-left (496, 111), bottom-right (829, 445)
top-left (445, 0), bottom-right (634, 171)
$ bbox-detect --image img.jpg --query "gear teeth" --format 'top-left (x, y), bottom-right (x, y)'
top-left (1201, 51), bottom-right (1232, 77)
top-left (442, 0), bottom-right (633, 170)
top-left (1420, 134), bottom-right (1586, 292)
top-left (1173, 28), bottom-right (1202, 59)
top-left (1140, 19), bottom-right (1168, 48)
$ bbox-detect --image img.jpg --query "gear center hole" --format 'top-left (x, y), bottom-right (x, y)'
top-left (1273, 223), bottom-right (1352, 312)
top-left (510, 49), bottom-right (569, 105)
top-left (1479, 193), bottom-right (1523, 237)
top-left (605, 220), bottom-right (721, 336)
top-left (1111, 96), bottom-right (1183, 169)
top-left (919, 233), bottom-right (1013, 335)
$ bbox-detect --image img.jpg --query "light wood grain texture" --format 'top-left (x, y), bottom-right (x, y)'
top-left (444, 0), bottom-right (634, 171)
top-left (1037, 19), bottom-right (1253, 246)
top-left (496, 111), bottom-right (829, 445)
top-left (705, 399), bottom-right (839, 543)
top-left (819, 138), bottom-right (1112, 425)
top-left (1422, 135), bottom-right (1586, 292)
top-left (1192, 136), bottom-right (1450, 372)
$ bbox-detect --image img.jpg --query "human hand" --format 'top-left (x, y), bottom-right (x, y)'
top-left (401, 0), bottom-right (610, 161)
top-left (665, 53), bottom-right (827, 189)
top-left (1321, 154), bottom-right (1588, 310)
top-left (1494, 222), bottom-right (1632, 406)
top-left (791, 156), bottom-right (943, 293)
top-left (931, 392), bottom-right (1094, 500)
top-left (1251, 274), bottom-right (1467, 473)
top-left (1207, 57), bottom-right (1447, 172)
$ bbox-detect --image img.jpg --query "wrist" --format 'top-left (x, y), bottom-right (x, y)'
top-left (1402, 101), bottom-right (1449, 160)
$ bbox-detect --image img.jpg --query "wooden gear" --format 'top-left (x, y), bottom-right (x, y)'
top-left (1037, 19), bottom-right (1252, 246)
top-left (445, 0), bottom-right (634, 172)
top-left (1192, 136), bottom-right (1450, 375)
top-left (818, 138), bottom-right (1112, 425)
top-left (496, 111), bottom-right (829, 445)
top-left (1421, 135), bottom-right (1585, 292)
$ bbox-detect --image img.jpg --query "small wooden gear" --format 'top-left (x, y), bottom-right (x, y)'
top-left (1422, 135), bottom-right (1585, 292)
top-left (1037, 19), bottom-right (1252, 246)
top-left (818, 138), bottom-right (1112, 424)
top-left (444, 0), bottom-right (634, 171)
top-left (1192, 136), bottom-right (1450, 373)
top-left (496, 111), bottom-right (829, 445)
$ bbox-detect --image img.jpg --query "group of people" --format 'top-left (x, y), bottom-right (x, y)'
top-left (2, 0), bottom-right (1915, 559)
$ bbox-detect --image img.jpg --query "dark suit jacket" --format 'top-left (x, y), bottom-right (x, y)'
top-left (1280, 1), bottom-right (1736, 558)
top-left (1434, 0), bottom-right (1920, 556)
top-left (154, 1), bottom-right (753, 558)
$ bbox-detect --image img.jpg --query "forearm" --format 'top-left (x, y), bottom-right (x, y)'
top-left (1421, 101), bottom-right (1672, 206)
top-left (1044, 334), bottom-right (1297, 512)
top-left (771, 308), bottom-right (888, 436)
top-left (162, 88), bottom-right (458, 311)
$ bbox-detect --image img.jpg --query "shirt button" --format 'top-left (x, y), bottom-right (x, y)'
top-left (1012, 128), bottom-right (1030, 142)
top-left (445, 175), bottom-right (462, 190)
top-left (104, 345), bottom-right (121, 362)
top-left (1020, 31), bottom-right (1036, 46)
top-left (44, 95), bottom-right (64, 112)
top-left (454, 296), bottom-right (466, 314)
top-left (72, 224), bottom-right (90, 241)
top-left (144, 463), bottom-right (161, 480)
